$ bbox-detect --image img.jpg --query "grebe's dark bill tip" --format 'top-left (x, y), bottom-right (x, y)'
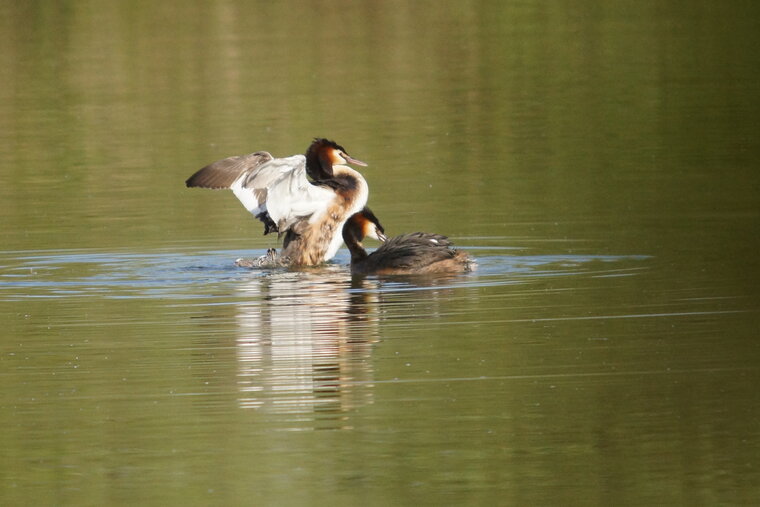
top-left (345, 155), bottom-right (368, 167)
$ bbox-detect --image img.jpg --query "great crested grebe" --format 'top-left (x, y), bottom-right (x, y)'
top-left (342, 209), bottom-right (474, 275)
top-left (186, 138), bottom-right (370, 266)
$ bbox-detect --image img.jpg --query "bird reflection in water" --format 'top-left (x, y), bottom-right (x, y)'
top-left (233, 269), bottom-right (380, 429)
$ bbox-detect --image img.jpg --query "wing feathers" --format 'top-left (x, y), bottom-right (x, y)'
top-left (186, 141), bottom-right (370, 265)
top-left (194, 152), bottom-right (335, 236)
top-left (185, 151), bottom-right (273, 189)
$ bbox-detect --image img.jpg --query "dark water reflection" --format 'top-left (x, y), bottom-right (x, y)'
top-left (3, 0), bottom-right (760, 504)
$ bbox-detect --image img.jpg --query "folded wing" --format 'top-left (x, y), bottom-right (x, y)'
top-left (373, 233), bottom-right (458, 269)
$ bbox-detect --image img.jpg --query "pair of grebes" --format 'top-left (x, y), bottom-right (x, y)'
top-left (186, 138), bottom-right (472, 275)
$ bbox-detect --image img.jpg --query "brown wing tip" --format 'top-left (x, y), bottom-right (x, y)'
top-left (185, 151), bottom-right (274, 189)
top-left (185, 166), bottom-right (231, 189)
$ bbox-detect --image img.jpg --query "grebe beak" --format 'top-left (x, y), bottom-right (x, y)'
top-left (343, 153), bottom-right (367, 167)
top-left (377, 230), bottom-right (388, 242)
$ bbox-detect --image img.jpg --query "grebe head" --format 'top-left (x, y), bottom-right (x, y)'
top-left (346, 207), bottom-right (387, 243)
top-left (306, 138), bottom-right (367, 180)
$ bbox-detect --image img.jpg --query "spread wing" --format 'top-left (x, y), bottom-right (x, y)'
top-left (186, 151), bottom-right (334, 236)
top-left (231, 155), bottom-right (335, 235)
top-left (185, 151), bottom-right (273, 189)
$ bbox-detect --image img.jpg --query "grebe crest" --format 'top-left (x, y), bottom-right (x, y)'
top-left (305, 138), bottom-right (367, 181)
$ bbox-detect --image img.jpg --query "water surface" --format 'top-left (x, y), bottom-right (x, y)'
top-left (2, 1), bottom-right (759, 505)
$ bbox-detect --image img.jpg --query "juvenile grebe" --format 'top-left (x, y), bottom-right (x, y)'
top-left (343, 210), bottom-right (473, 275)
top-left (186, 138), bottom-right (370, 266)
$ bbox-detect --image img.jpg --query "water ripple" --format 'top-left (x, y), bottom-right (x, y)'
top-left (0, 247), bottom-right (649, 301)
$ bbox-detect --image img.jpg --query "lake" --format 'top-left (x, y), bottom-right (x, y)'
top-left (1, 1), bottom-right (759, 505)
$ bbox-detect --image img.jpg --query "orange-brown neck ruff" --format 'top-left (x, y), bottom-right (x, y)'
top-left (305, 139), bottom-right (344, 181)
top-left (342, 215), bottom-right (370, 265)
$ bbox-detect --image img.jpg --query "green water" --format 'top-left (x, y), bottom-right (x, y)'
top-left (2, 1), bottom-right (759, 505)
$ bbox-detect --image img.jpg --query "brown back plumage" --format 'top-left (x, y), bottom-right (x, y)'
top-left (368, 233), bottom-right (458, 270)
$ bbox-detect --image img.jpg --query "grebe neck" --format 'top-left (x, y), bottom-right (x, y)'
top-left (330, 165), bottom-right (369, 215)
top-left (342, 226), bottom-right (369, 264)
top-left (305, 147), bottom-right (328, 181)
